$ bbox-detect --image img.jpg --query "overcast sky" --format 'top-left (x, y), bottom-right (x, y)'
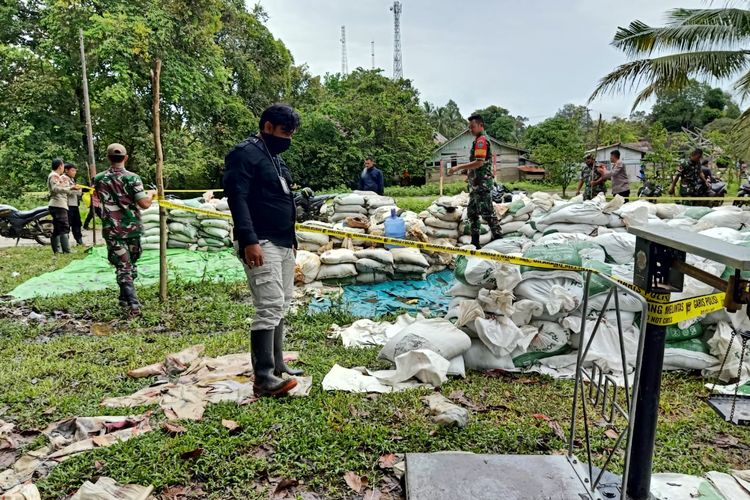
top-left (260, 0), bottom-right (708, 123)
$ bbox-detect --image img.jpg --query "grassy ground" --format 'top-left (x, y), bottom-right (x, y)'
top-left (0, 246), bottom-right (749, 499)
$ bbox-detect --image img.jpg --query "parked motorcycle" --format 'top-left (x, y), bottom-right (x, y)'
top-left (734, 175), bottom-right (750, 207)
top-left (701, 167), bottom-right (726, 207)
top-left (0, 204), bottom-right (54, 245)
top-left (638, 182), bottom-right (664, 198)
top-left (294, 188), bottom-right (336, 222)
top-left (491, 182), bottom-right (527, 204)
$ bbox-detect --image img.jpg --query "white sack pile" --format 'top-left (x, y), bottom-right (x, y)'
top-left (140, 203), bottom-right (161, 251)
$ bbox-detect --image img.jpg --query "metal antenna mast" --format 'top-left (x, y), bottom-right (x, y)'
top-left (371, 40), bottom-right (375, 69)
top-left (340, 25), bottom-right (349, 75)
top-left (391, 1), bottom-right (403, 79)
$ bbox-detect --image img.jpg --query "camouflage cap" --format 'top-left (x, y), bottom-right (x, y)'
top-left (107, 143), bottom-right (128, 156)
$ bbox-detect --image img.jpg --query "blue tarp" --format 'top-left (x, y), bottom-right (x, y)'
top-left (308, 270), bottom-right (455, 318)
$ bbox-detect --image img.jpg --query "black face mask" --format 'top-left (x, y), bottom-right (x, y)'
top-left (260, 132), bottom-right (291, 155)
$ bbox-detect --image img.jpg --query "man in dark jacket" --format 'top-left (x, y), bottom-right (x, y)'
top-left (359, 156), bottom-right (384, 195)
top-left (223, 104), bottom-right (302, 397)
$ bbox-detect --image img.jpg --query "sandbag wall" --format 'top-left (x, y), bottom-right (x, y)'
top-left (442, 193), bottom-right (750, 378)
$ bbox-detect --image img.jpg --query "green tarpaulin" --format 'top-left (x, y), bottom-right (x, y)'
top-left (9, 247), bottom-right (247, 300)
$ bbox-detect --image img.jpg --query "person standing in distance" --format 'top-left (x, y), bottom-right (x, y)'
top-left (63, 163), bottom-right (84, 245)
top-left (448, 114), bottom-right (502, 248)
top-left (48, 158), bottom-right (78, 254)
top-left (224, 104), bottom-right (303, 398)
top-left (575, 155), bottom-right (607, 200)
top-left (93, 144), bottom-right (154, 316)
top-left (669, 148), bottom-right (710, 206)
top-left (608, 150), bottom-right (630, 201)
top-left (359, 156), bottom-right (384, 195)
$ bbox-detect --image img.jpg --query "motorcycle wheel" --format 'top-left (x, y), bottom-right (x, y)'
top-left (33, 218), bottom-right (54, 246)
top-left (734, 193), bottom-right (750, 207)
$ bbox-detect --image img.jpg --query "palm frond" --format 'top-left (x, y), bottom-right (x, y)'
top-left (613, 21), bottom-right (742, 57)
top-left (731, 105), bottom-right (750, 156)
top-left (589, 50), bottom-right (750, 107)
top-left (733, 68), bottom-right (750, 98)
top-left (666, 7), bottom-right (750, 35)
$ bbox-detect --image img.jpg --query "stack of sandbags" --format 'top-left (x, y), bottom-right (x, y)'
top-left (423, 239), bottom-right (455, 274)
top-left (317, 248), bottom-right (358, 285)
top-left (390, 247), bottom-right (429, 281)
top-left (495, 197), bottom-right (537, 238)
top-left (196, 203), bottom-right (232, 252)
top-left (167, 199), bottom-right (202, 250)
top-left (364, 194), bottom-right (396, 218)
top-left (422, 200), bottom-right (462, 243)
top-left (354, 248), bottom-right (395, 284)
top-left (662, 322), bottom-right (718, 372)
top-left (458, 216), bottom-right (491, 246)
top-left (297, 221), bottom-right (333, 253)
top-left (331, 193), bottom-right (368, 224)
top-left (295, 250), bottom-right (322, 285)
top-left (140, 203), bottom-right (161, 251)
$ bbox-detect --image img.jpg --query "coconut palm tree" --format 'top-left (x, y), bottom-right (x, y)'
top-left (589, 5), bottom-right (750, 121)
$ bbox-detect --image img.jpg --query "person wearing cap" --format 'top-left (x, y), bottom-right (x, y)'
top-left (575, 154), bottom-right (607, 200)
top-left (93, 143), bottom-right (154, 316)
top-left (448, 114), bottom-right (502, 248)
top-left (223, 103), bottom-right (302, 398)
top-left (63, 163), bottom-right (84, 245)
top-left (48, 158), bottom-right (79, 254)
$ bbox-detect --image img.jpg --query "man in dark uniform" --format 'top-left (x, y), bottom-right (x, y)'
top-left (575, 154), bottom-right (607, 200)
top-left (93, 144), bottom-right (154, 316)
top-left (224, 103), bottom-right (302, 398)
top-left (669, 148), bottom-right (710, 205)
top-left (448, 114), bottom-right (502, 248)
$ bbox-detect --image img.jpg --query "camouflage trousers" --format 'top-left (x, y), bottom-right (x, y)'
top-left (106, 238), bottom-right (142, 286)
top-left (467, 187), bottom-right (502, 238)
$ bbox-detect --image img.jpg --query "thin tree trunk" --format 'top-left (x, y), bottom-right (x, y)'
top-left (79, 29), bottom-right (97, 245)
top-left (152, 58), bottom-right (167, 302)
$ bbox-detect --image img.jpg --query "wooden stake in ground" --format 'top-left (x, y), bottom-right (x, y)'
top-left (439, 160), bottom-right (444, 197)
top-left (589, 113), bottom-right (603, 195)
top-left (151, 58), bottom-right (167, 302)
top-left (79, 29), bottom-right (97, 245)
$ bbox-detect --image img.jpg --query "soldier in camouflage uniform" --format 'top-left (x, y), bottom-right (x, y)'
top-left (93, 143), bottom-right (154, 315)
top-left (575, 155), bottom-right (607, 200)
top-left (448, 114), bottom-right (502, 248)
top-left (669, 148), bottom-right (709, 206)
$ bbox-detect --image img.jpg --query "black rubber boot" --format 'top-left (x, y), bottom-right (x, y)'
top-left (51, 236), bottom-right (61, 254)
top-left (251, 329), bottom-right (297, 397)
top-left (118, 284), bottom-right (128, 308)
top-left (471, 230), bottom-right (481, 249)
top-left (60, 234), bottom-right (71, 254)
top-left (274, 320), bottom-right (303, 377)
top-left (121, 283), bottom-right (141, 316)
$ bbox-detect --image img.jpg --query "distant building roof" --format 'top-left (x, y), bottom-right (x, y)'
top-left (432, 128), bottom-right (528, 156)
top-left (433, 132), bottom-right (448, 145)
top-left (585, 141), bottom-right (652, 155)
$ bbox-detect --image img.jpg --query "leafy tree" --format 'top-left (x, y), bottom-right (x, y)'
top-left (285, 69), bottom-right (434, 190)
top-left (0, 0), bottom-right (299, 198)
top-left (642, 123), bottom-right (676, 182)
top-left (423, 99), bottom-right (465, 138)
top-left (555, 104), bottom-right (594, 136)
top-left (526, 116), bottom-right (586, 196)
top-left (597, 116), bottom-right (644, 145)
top-left (471, 105), bottom-right (527, 144)
top-left (649, 80), bottom-right (739, 131)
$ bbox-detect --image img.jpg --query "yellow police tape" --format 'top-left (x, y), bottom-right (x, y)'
top-left (155, 198), bottom-right (727, 325)
top-left (646, 292), bottom-right (726, 326)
